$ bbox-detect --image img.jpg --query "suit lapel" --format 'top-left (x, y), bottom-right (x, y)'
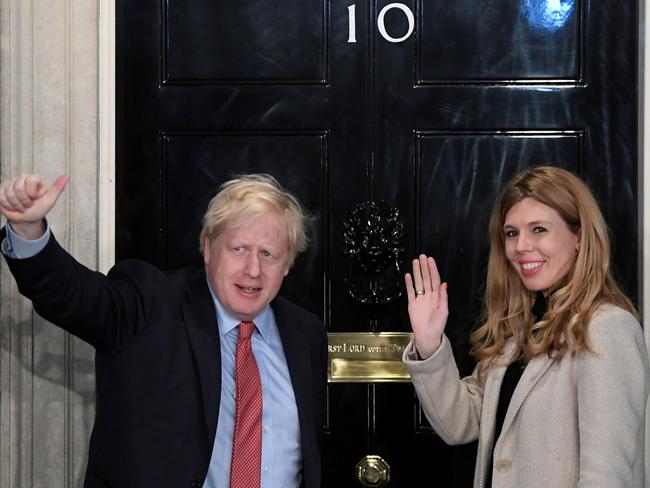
top-left (181, 270), bottom-right (221, 446)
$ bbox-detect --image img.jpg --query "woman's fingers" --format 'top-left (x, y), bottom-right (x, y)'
top-left (439, 282), bottom-right (448, 315)
top-left (419, 254), bottom-right (432, 292)
top-left (411, 258), bottom-right (424, 295)
top-left (428, 256), bottom-right (441, 289)
top-left (405, 272), bottom-right (416, 302)
top-left (407, 255), bottom-right (446, 310)
top-left (406, 254), bottom-right (449, 358)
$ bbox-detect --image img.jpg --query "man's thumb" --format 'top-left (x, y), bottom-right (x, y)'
top-left (38, 175), bottom-right (69, 210)
top-left (50, 175), bottom-right (69, 196)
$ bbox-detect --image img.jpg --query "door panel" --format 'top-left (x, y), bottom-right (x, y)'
top-left (118, 0), bottom-right (638, 485)
top-left (165, 0), bottom-right (326, 82)
top-left (418, 0), bottom-right (579, 81)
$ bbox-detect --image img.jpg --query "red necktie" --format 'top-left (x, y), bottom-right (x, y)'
top-left (230, 321), bottom-right (263, 488)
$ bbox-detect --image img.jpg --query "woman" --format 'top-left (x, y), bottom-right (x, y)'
top-left (402, 166), bottom-right (649, 487)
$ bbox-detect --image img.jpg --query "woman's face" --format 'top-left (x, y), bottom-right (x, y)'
top-left (503, 197), bottom-right (579, 291)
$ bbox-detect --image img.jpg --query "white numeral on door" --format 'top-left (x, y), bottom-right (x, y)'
top-left (347, 3), bottom-right (415, 44)
top-left (348, 4), bottom-right (357, 43)
top-left (377, 3), bottom-right (414, 43)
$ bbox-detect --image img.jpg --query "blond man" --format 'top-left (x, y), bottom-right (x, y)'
top-left (0, 173), bottom-right (327, 488)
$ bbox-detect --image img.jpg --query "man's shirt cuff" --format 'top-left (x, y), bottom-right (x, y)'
top-left (1, 221), bottom-right (50, 259)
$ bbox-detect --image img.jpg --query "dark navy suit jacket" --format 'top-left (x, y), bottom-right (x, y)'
top-left (2, 229), bottom-right (327, 488)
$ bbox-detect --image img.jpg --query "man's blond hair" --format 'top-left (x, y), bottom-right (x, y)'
top-left (199, 174), bottom-right (309, 266)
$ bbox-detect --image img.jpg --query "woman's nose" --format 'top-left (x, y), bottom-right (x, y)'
top-left (515, 232), bottom-right (533, 253)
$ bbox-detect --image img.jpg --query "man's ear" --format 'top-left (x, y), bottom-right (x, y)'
top-left (203, 237), bottom-right (211, 264)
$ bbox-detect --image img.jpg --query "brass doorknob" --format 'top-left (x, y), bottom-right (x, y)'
top-left (356, 455), bottom-right (390, 487)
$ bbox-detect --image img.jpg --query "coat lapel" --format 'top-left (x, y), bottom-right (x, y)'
top-left (181, 270), bottom-right (221, 447)
top-left (499, 350), bottom-right (554, 437)
top-left (481, 341), bottom-right (516, 458)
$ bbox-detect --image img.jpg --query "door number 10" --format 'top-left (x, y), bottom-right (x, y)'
top-left (347, 3), bottom-right (415, 43)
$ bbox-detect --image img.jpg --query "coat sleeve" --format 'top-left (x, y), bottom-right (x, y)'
top-left (576, 306), bottom-right (650, 487)
top-left (2, 229), bottom-right (157, 353)
top-left (403, 334), bottom-right (484, 444)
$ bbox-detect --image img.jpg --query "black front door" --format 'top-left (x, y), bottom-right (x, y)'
top-left (117, 0), bottom-right (638, 485)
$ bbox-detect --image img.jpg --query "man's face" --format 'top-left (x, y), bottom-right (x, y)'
top-left (204, 213), bottom-right (291, 322)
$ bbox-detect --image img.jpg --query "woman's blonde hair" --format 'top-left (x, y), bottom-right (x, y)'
top-left (199, 174), bottom-right (309, 266)
top-left (470, 166), bottom-right (636, 380)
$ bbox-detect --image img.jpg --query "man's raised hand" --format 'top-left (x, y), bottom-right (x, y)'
top-left (0, 174), bottom-right (69, 239)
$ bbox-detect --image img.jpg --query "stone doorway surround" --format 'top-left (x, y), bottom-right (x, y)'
top-left (0, 0), bottom-right (648, 486)
top-left (0, 0), bottom-right (112, 485)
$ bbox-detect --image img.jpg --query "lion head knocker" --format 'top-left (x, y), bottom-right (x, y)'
top-left (342, 200), bottom-right (405, 305)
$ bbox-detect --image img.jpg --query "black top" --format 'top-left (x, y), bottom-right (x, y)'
top-left (485, 292), bottom-right (547, 488)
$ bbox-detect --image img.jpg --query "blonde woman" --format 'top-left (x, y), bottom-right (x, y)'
top-left (403, 166), bottom-right (649, 488)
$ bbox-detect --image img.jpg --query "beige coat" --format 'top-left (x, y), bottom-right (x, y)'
top-left (403, 305), bottom-right (649, 488)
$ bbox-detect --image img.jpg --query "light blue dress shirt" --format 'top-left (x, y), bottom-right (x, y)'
top-left (204, 286), bottom-right (302, 488)
top-left (2, 223), bottom-right (303, 488)
top-left (1, 222), bottom-right (51, 258)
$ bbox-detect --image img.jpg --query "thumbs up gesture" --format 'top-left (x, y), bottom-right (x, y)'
top-left (0, 174), bottom-right (69, 239)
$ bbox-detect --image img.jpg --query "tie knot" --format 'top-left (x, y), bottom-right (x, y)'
top-left (239, 321), bottom-right (255, 340)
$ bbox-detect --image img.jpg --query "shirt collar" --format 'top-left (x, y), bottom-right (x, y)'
top-left (205, 275), bottom-right (273, 341)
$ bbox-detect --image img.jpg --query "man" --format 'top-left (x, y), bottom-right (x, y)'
top-left (0, 173), bottom-right (327, 488)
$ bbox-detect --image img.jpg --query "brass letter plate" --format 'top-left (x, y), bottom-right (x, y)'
top-left (327, 332), bottom-right (413, 383)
